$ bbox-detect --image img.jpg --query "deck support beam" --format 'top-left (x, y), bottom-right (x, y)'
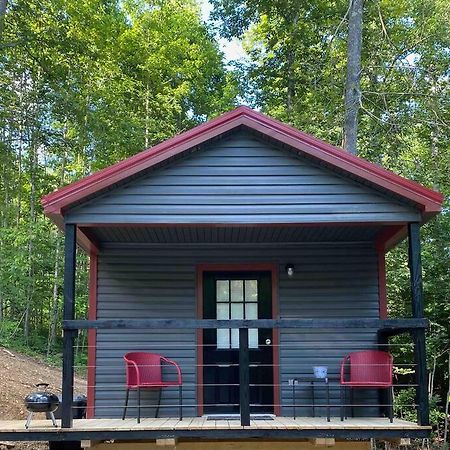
top-left (62, 223), bottom-right (77, 429)
top-left (156, 438), bottom-right (178, 446)
top-left (239, 327), bottom-right (250, 426)
top-left (407, 222), bottom-right (429, 427)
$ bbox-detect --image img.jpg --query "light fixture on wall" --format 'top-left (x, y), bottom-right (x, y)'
top-left (285, 263), bottom-right (295, 277)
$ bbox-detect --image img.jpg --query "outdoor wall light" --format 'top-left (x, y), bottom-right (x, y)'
top-left (285, 264), bottom-right (295, 277)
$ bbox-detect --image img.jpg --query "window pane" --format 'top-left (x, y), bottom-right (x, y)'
top-left (217, 303), bottom-right (229, 320)
top-left (249, 329), bottom-right (258, 349)
top-left (231, 329), bottom-right (239, 349)
top-left (216, 280), bottom-right (229, 302)
top-left (245, 280), bottom-right (258, 301)
top-left (231, 303), bottom-right (244, 319)
top-left (217, 329), bottom-right (230, 349)
top-left (245, 302), bottom-right (258, 319)
top-left (230, 280), bottom-right (243, 302)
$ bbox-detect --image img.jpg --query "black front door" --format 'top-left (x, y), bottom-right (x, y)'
top-left (203, 271), bottom-right (274, 414)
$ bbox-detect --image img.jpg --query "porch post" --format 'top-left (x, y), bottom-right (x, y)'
top-left (239, 328), bottom-right (250, 426)
top-left (62, 223), bottom-right (77, 428)
top-left (408, 222), bottom-right (429, 426)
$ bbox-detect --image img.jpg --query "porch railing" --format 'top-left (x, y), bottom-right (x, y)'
top-left (62, 318), bottom-right (429, 428)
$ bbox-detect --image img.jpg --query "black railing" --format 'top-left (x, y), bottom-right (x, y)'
top-left (61, 318), bottom-right (429, 428)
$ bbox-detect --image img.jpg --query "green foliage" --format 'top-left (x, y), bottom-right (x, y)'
top-left (395, 388), bottom-right (447, 435)
top-left (0, 0), bottom-right (237, 361)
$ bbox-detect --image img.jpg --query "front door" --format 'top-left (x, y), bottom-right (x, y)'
top-left (202, 271), bottom-right (274, 414)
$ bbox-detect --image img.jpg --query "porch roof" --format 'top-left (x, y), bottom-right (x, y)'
top-left (83, 224), bottom-right (385, 247)
top-left (42, 107), bottom-right (443, 229)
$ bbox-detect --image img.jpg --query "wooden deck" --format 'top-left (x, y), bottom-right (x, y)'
top-left (0, 417), bottom-right (431, 442)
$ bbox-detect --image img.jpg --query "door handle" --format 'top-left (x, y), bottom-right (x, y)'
top-left (265, 338), bottom-right (271, 345)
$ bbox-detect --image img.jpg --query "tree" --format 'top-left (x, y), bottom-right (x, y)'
top-left (343, 0), bottom-right (363, 154)
top-left (0, 0), bottom-right (237, 355)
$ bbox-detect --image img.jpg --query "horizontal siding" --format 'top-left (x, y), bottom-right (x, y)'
top-left (95, 243), bottom-right (381, 419)
top-left (66, 132), bottom-right (420, 224)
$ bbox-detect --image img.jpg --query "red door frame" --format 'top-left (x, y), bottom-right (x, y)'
top-left (196, 263), bottom-right (280, 417)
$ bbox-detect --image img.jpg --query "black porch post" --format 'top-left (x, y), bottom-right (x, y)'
top-left (408, 222), bottom-right (429, 426)
top-left (239, 328), bottom-right (250, 426)
top-left (62, 223), bottom-right (77, 429)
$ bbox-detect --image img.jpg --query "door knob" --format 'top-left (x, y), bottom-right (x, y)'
top-left (265, 338), bottom-right (271, 345)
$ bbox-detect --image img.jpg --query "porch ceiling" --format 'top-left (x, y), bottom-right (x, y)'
top-left (83, 225), bottom-right (385, 245)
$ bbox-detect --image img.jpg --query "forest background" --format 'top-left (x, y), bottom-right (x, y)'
top-left (0, 0), bottom-right (449, 441)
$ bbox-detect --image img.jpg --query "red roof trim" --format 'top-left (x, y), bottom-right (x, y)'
top-left (42, 106), bottom-right (444, 219)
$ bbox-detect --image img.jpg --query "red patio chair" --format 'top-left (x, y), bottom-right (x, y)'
top-left (122, 352), bottom-right (183, 423)
top-left (340, 350), bottom-right (394, 422)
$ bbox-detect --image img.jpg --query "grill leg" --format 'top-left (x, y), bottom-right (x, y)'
top-left (25, 412), bottom-right (33, 429)
top-left (122, 388), bottom-right (130, 420)
top-left (49, 411), bottom-right (57, 427)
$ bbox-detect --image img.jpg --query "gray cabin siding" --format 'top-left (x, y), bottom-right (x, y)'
top-left (66, 132), bottom-right (420, 224)
top-left (94, 243), bottom-right (380, 419)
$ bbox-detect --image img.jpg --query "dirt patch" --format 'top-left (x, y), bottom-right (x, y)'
top-left (0, 347), bottom-right (86, 450)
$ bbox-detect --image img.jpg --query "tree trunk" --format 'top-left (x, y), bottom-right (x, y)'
top-left (24, 143), bottom-right (37, 344)
top-left (286, 49), bottom-right (295, 119)
top-left (47, 136), bottom-right (67, 355)
top-left (343, 0), bottom-right (363, 155)
top-left (16, 74), bottom-right (25, 226)
top-left (286, 12), bottom-right (299, 120)
top-left (47, 237), bottom-right (60, 356)
top-left (428, 355), bottom-right (436, 398)
top-left (145, 81), bottom-right (150, 148)
top-left (444, 350), bottom-right (450, 444)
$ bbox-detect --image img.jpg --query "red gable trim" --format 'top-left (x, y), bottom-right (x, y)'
top-left (41, 106), bottom-right (444, 220)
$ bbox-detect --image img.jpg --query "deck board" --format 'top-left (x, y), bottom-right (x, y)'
top-left (0, 417), bottom-right (428, 433)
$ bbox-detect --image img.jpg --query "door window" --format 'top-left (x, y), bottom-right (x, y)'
top-left (216, 279), bottom-right (258, 349)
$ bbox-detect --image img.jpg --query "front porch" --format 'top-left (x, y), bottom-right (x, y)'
top-left (0, 416), bottom-right (431, 442)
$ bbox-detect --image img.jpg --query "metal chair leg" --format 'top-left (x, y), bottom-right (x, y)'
top-left (340, 386), bottom-right (344, 421)
top-left (122, 388), bottom-right (130, 420)
top-left (137, 387), bottom-right (141, 424)
top-left (350, 388), bottom-right (354, 417)
top-left (326, 380), bottom-right (330, 422)
top-left (344, 387), bottom-right (348, 419)
top-left (293, 382), bottom-right (296, 419)
top-left (155, 389), bottom-right (162, 418)
top-left (179, 385), bottom-right (183, 420)
top-left (389, 386), bottom-right (394, 423)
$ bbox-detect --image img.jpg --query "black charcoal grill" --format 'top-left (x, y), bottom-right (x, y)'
top-left (24, 383), bottom-right (59, 428)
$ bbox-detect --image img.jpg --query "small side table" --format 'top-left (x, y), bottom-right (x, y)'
top-left (292, 376), bottom-right (339, 422)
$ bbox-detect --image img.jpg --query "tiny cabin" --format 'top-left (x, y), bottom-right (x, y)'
top-left (0, 107), bottom-right (443, 449)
